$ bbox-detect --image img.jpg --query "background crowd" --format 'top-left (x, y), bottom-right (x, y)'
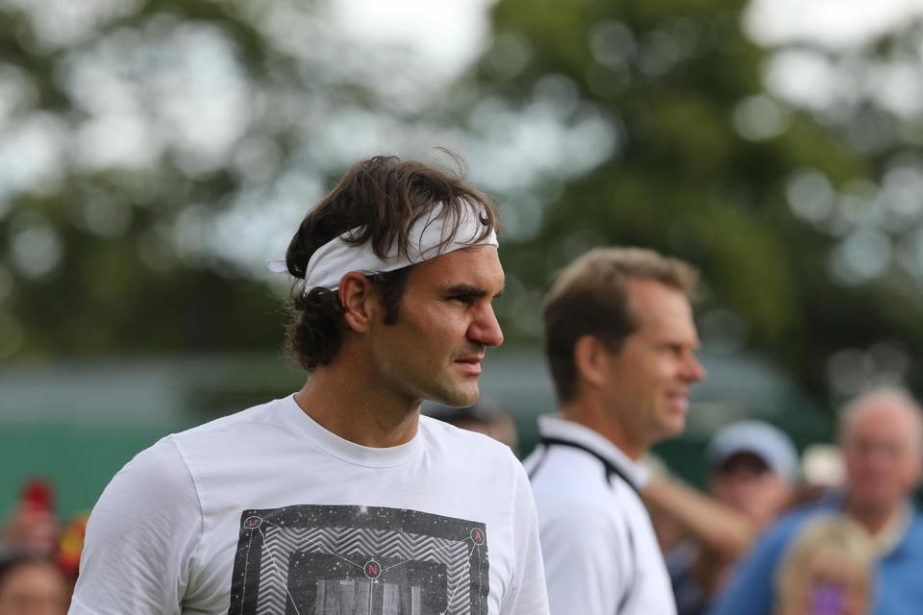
top-left (5, 386), bottom-right (920, 613)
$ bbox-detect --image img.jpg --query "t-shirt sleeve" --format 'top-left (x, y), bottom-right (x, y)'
top-left (68, 437), bottom-right (203, 615)
top-left (501, 461), bottom-right (550, 615)
top-left (540, 505), bottom-right (626, 615)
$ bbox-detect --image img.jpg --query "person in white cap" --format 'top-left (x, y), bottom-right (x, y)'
top-left (525, 247), bottom-right (706, 615)
top-left (706, 420), bottom-right (799, 530)
top-left (69, 154), bottom-right (550, 615)
top-left (644, 420), bottom-right (798, 615)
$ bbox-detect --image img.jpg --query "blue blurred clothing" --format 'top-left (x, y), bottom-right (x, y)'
top-left (667, 541), bottom-right (707, 615)
top-left (708, 496), bottom-right (923, 615)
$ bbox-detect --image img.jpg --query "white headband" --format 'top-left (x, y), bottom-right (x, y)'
top-left (268, 201), bottom-right (498, 292)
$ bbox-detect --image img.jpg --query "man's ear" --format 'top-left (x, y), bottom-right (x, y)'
top-left (573, 335), bottom-right (611, 389)
top-left (339, 272), bottom-right (379, 333)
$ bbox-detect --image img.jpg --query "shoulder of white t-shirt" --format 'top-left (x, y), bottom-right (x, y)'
top-left (167, 396), bottom-right (288, 444)
top-left (418, 415), bottom-right (516, 457)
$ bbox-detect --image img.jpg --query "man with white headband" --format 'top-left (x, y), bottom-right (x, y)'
top-left (70, 155), bottom-right (550, 615)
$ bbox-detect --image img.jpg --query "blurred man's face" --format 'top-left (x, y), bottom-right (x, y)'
top-left (598, 279), bottom-right (706, 458)
top-left (842, 398), bottom-right (922, 516)
top-left (0, 562), bottom-right (69, 615)
top-left (710, 452), bottom-right (792, 529)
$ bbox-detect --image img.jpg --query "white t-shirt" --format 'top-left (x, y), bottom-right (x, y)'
top-left (69, 396), bottom-right (549, 615)
top-left (524, 416), bottom-right (675, 615)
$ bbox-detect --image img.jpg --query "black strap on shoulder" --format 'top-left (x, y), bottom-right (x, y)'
top-left (537, 437), bottom-right (640, 497)
top-left (528, 436), bottom-right (641, 614)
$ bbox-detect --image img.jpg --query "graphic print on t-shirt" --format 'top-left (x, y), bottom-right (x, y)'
top-left (227, 505), bottom-right (489, 615)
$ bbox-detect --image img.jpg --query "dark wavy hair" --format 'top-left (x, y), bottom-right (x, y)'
top-left (284, 152), bottom-right (499, 371)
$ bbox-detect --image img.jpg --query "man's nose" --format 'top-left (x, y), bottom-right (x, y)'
top-left (684, 354), bottom-right (706, 382)
top-left (469, 304), bottom-right (504, 348)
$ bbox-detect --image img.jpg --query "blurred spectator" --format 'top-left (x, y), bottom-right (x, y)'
top-left (643, 420), bottom-right (799, 614)
top-left (775, 516), bottom-right (875, 615)
top-left (0, 554), bottom-right (69, 615)
top-left (710, 388), bottom-right (923, 615)
top-left (707, 421), bottom-right (798, 530)
top-left (425, 399), bottom-right (519, 455)
top-left (787, 443), bottom-right (849, 509)
top-left (2, 478), bottom-right (86, 596)
top-left (2, 480), bottom-right (57, 559)
top-left (801, 444), bottom-right (847, 490)
top-left (54, 514), bottom-right (87, 591)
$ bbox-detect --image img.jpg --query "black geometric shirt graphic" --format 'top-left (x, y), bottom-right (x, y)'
top-left (227, 505), bottom-right (489, 615)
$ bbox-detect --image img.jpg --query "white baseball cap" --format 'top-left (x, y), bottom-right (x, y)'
top-left (707, 420), bottom-right (799, 483)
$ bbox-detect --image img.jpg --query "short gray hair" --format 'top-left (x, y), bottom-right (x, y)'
top-left (837, 387), bottom-right (923, 457)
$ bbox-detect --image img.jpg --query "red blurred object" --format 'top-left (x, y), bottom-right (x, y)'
top-left (4, 478), bottom-right (58, 557)
top-left (22, 478), bottom-right (55, 514)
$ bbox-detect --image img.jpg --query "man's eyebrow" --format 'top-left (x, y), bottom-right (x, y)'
top-left (445, 284), bottom-right (488, 298)
top-left (444, 284), bottom-right (505, 298)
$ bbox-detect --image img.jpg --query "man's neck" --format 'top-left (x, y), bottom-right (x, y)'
top-left (560, 397), bottom-right (645, 461)
top-left (295, 362), bottom-right (420, 448)
top-left (845, 497), bottom-right (905, 537)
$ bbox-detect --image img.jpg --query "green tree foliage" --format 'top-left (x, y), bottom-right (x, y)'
top-left (469, 0), bottom-right (923, 402)
top-left (5, 0), bottom-right (923, 408)
top-left (0, 0), bottom-right (417, 359)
